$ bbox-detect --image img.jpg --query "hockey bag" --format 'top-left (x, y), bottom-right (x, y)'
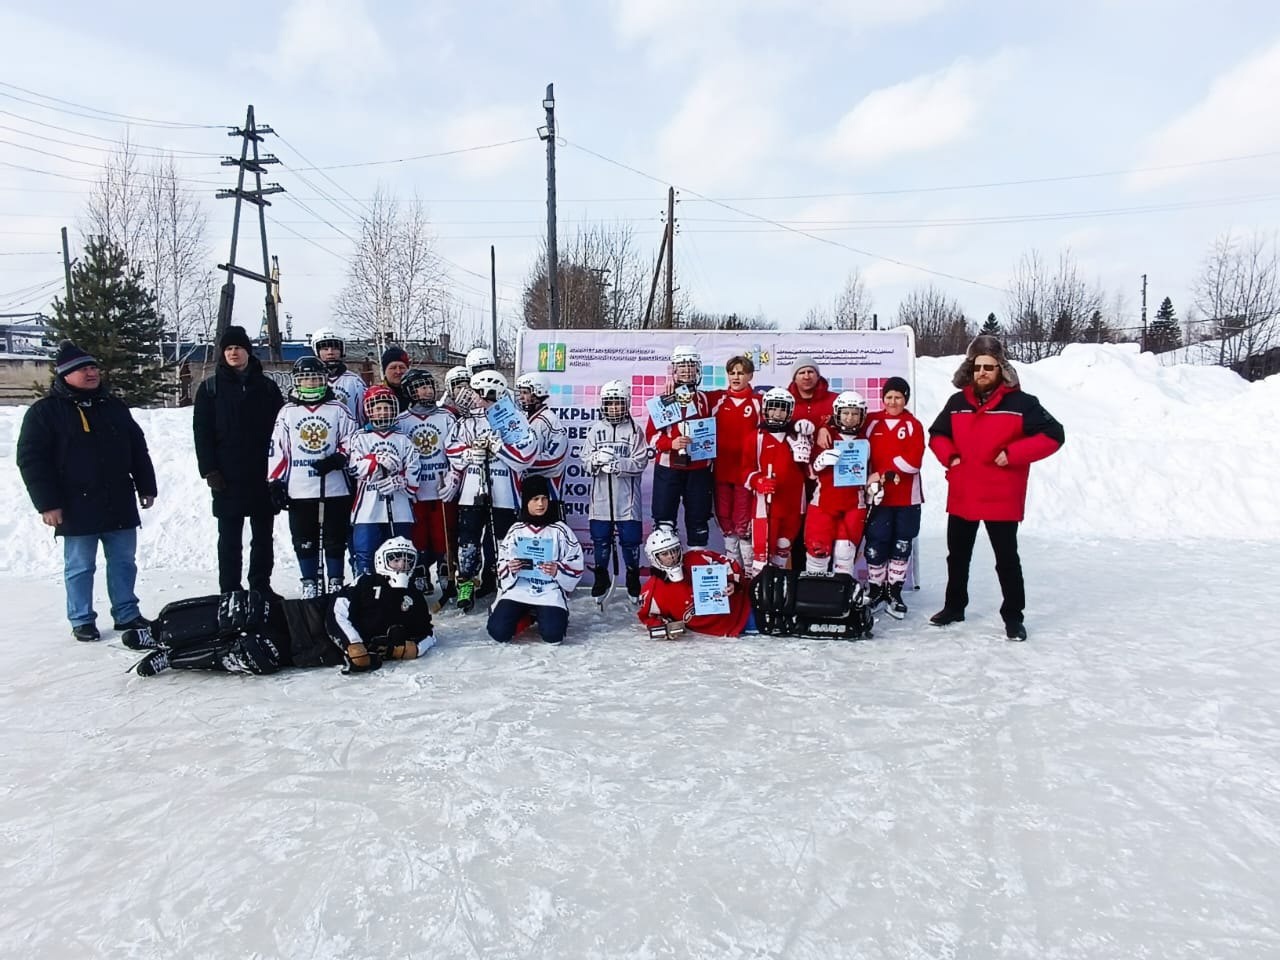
top-left (749, 568), bottom-right (872, 641)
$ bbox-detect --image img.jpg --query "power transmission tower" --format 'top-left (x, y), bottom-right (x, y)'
top-left (215, 105), bottom-right (284, 360)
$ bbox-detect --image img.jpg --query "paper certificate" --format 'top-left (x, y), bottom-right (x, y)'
top-left (691, 563), bottom-right (730, 616)
top-left (686, 418), bottom-right (716, 461)
top-left (833, 439), bottom-right (871, 487)
top-left (486, 393), bottom-right (533, 448)
top-left (645, 394), bottom-right (696, 429)
top-left (514, 536), bottom-right (554, 581)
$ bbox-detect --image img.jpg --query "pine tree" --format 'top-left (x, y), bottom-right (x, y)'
top-left (1146, 296), bottom-right (1183, 352)
top-left (981, 312), bottom-right (1001, 336)
top-left (48, 236), bottom-right (167, 405)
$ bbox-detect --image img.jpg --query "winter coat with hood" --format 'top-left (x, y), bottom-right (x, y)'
top-left (928, 335), bottom-right (1064, 523)
top-left (17, 377), bottom-right (157, 537)
top-left (787, 377), bottom-right (835, 434)
top-left (193, 355), bottom-right (285, 518)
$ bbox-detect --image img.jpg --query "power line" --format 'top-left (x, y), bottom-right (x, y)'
top-left (292, 136), bottom-right (540, 171)
top-left (0, 81), bottom-right (224, 129)
top-left (0, 117), bottom-right (225, 159)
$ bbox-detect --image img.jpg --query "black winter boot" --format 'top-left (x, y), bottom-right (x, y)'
top-left (929, 608), bottom-right (965, 626)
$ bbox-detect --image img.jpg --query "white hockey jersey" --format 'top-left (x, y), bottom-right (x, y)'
top-left (395, 404), bottom-right (457, 502)
top-left (444, 411), bottom-right (538, 510)
top-left (525, 405), bottom-right (570, 484)
top-left (495, 519), bottom-right (584, 610)
top-left (268, 397), bottom-right (357, 499)
top-left (342, 427), bottom-right (420, 525)
top-left (327, 366), bottom-right (369, 424)
top-left (582, 417), bottom-right (649, 521)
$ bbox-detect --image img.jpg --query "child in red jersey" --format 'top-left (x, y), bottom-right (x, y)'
top-left (636, 526), bottom-right (751, 638)
top-left (805, 391), bottom-right (869, 577)
top-left (745, 388), bottom-right (812, 574)
top-left (711, 354), bottom-right (761, 570)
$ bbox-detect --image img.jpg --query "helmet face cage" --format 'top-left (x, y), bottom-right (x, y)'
top-left (470, 371), bottom-right (508, 403)
top-left (364, 389), bottom-right (398, 429)
top-left (600, 380), bottom-right (630, 423)
top-left (764, 397), bottom-right (793, 426)
top-left (515, 373), bottom-right (549, 412)
top-left (833, 392), bottom-right (867, 432)
top-left (670, 346), bottom-right (701, 386)
top-left (312, 329), bottom-right (344, 357)
top-left (645, 528), bottom-right (684, 580)
top-left (404, 370), bottom-right (436, 406)
top-left (375, 537), bottom-right (418, 588)
top-left (291, 358), bottom-right (327, 402)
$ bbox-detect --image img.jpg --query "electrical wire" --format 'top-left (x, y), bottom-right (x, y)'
top-left (0, 81), bottom-right (225, 129)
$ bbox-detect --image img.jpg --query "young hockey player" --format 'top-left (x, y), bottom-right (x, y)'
top-left (514, 372), bottom-right (570, 496)
top-left (327, 537), bottom-right (438, 673)
top-left (268, 356), bottom-right (358, 597)
top-left (396, 369), bottom-right (457, 598)
top-left (486, 476), bottom-right (584, 644)
top-left (582, 379), bottom-right (649, 603)
top-left (465, 346), bottom-right (497, 375)
top-left (805, 391), bottom-right (870, 578)
top-left (312, 327), bottom-right (368, 424)
top-left (636, 526), bottom-right (751, 638)
top-left (343, 385), bottom-right (419, 577)
top-left (745, 387), bottom-right (813, 574)
top-left (129, 539), bottom-right (435, 677)
top-left (711, 354), bottom-right (761, 571)
top-left (444, 370), bottom-right (537, 611)
top-left (861, 376), bottom-right (925, 617)
top-left (645, 344), bottom-right (716, 547)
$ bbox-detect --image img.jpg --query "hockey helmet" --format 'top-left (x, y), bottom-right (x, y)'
top-left (645, 526), bottom-right (684, 582)
top-left (470, 369), bottom-right (508, 403)
top-left (761, 387), bottom-right (794, 431)
top-left (465, 346), bottom-right (497, 374)
top-left (832, 390), bottom-right (868, 432)
top-left (514, 372), bottom-right (550, 413)
top-left (363, 385), bottom-right (399, 430)
top-left (403, 368), bottom-right (437, 406)
top-left (599, 379), bottom-right (630, 424)
top-left (670, 344), bottom-right (702, 386)
top-left (291, 356), bottom-right (328, 403)
top-left (374, 536), bottom-right (418, 589)
top-left (312, 327), bottom-right (345, 356)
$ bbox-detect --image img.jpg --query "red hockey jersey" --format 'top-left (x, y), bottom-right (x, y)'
top-left (863, 410), bottom-right (925, 507)
top-left (637, 548), bottom-right (752, 637)
top-left (712, 387), bottom-right (762, 484)
top-left (810, 427), bottom-right (865, 513)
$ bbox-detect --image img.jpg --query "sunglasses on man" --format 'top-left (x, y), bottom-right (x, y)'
top-left (974, 363), bottom-right (999, 372)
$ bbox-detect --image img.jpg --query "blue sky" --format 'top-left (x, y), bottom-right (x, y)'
top-left (3, 0), bottom-right (1279, 343)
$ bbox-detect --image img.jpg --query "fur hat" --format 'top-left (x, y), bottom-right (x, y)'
top-left (953, 334), bottom-right (1019, 389)
top-left (218, 325), bottom-right (253, 352)
top-left (54, 341), bottom-right (98, 378)
top-left (791, 354), bottom-right (820, 378)
top-left (381, 345), bottom-right (410, 371)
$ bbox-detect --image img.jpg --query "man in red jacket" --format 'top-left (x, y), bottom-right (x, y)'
top-left (927, 336), bottom-right (1064, 640)
top-left (787, 355), bottom-right (835, 568)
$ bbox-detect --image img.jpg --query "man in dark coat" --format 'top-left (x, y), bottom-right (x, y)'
top-left (193, 325), bottom-right (284, 594)
top-left (17, 342), bottom-right (158, 642)
top-left (927, 335), bottom-right (1065, 640)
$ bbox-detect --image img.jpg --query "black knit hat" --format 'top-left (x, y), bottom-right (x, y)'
top-left (381, 346), bottom-right (410, 371)
top-left (219, 325), bottom-right (253, 351)
top-left (882, 376), bottom-right (910, 402)
top-left (54, 341), bottom-right (98, 378)
top-left (519, 475), bottom-right (559, 524)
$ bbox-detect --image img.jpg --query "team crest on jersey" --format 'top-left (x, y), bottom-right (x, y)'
top-left (410, 424), bottom-right (440, 457)
top-left (297, 416), bottom-right (331, 452)
top-left (401, 596), bottom-right (414, 612)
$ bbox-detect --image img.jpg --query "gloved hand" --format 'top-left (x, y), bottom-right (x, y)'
top-left (600, 461), bottom-right (619, 474)
top-left (750, 474), bottom-right (776, 496)
top-left (466, 446), bottom-right (489, 465)
top-left (487, 432), bottom-right (504, 453)
top-left (865, 478), bottom-right (885, 506)
top-left (316, 452), bottom-right (347, 475)
top-left (268, 480), bottom-right (290, 512)
top-left (341, 642), bottom-right (383, 674)
top-left (787, 434), bottom-right (813, 463)
top-left (588, 449), bottom-right (616, 471)
top-left (792, 418), bottom-right (815, 437)
top-left (387, 625), bottom-right (407, 648)
top-left (813, 448), bottom-right (840, 471)
top-left (373, 473), bottom-right (405, 496)
top-left (204, 470), bottom-right (228, 493)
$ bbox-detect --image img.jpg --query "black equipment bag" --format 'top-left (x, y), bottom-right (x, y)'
top-left (750, 565), bottom-right (795, 636)
top-left (749, 568), bottom-right (872, 640)
top-left (154, 595), bottom-right (222, 648)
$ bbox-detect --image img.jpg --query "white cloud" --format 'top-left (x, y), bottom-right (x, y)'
top-left (1130, 38), bottom-right (1280, 190)
top-left (823, 52), bottom-right (1016, 168)
top-left (613, 0), bottom-right (946, 44)
top-left (435, 106), bottom-right (531, 180)
top-left (263, 0), bottom-right (391, 91)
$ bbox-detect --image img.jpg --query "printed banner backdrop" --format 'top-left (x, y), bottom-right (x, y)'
top-left (516, 328), bottom-right (918, 578)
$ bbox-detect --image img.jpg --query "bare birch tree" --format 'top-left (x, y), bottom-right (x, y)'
top-left (800, 268), bottom-right (874, 330)
top-left (897, 285), bottom-right (971, 356)
top-left (1005, 249), bottom-right (1104, 360)
top-left (142, 154), bottom-right (214, 346)
top-left (1193, 231), bottom-right (1280, 368)
top-left (523, 222), bottom-right (650, 329)
top-left (82, 134), bottom-right (147, 266)
top-left (333, 185), bottom-right (447, 346)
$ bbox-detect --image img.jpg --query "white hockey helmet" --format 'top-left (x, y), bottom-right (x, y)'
top-left (374, 536), bottom-right (418, 589)
top-left (670, 344), bottom-right (702, 386)
top-left (514, 372), bottom-right (550, 412)
top-left (761, 386), bottom-right (794, 430)
top-left (446, 365), bottom-right (475, 411)
top-left (599, 379), bottom-right (630, 423)
top-left (312, 327), bottom-right (345, 354)
top-left (645, 526), bottom-right (684, 582)
top-left (832, 390), bottom-right (868, 432)
top-left (465, 347), bottom-right (497, 374)
top-left (470, 369), bottom-right (509, 403)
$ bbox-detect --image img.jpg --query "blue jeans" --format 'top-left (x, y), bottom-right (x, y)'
top-left (63, 528), bottom-right (141, 627)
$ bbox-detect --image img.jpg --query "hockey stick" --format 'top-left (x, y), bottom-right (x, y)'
top-left (597, 464), bottom-right (619, 612)
top-left (317, 469), bottom-right (327, 596)
top-left (751, 461), bottom-right (774, 575)
top-left (432, 501), bottom-right (457, 614)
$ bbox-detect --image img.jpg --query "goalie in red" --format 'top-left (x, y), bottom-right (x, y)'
top-left (636, 526), bottom-right (752, 639)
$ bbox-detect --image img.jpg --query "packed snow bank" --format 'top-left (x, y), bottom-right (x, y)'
top-left (0, 344), bottom-right (1275, 576)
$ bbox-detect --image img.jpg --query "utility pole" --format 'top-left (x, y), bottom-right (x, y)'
top-left (490, 245), bottom-right (499, 360)
top-left (60, 226), bottom-right (75, 322)
top-left (1140, 273), bottom-right (1148, 352)
top-left (539, 84), bottom-right (560, 331)
top-left (215, 105), bottom-right (284, 360)
top-left (642, 222), bottom-right (669, 330)
top-left (664, 187), bottom-right (676, 328)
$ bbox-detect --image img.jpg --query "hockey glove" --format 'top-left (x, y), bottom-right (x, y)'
top-left (787, 434), bottom-right (813, 463)
top-left (865, 479), bottom-right (885, 506)
top-left (486, 432), bottom-right (505, 453)
top-left (316, 452), bottom-right (347, 475)
top-left (269, 480), bottom-right (290, 513)
top-left (813, 448), bottom-right (840, 471)
top-left (373, 473), bottom-right (405, 496)
top-left (749, 475), bottom-right (777, 496)
top-left (466, 446), bottom-right (489, 465)
top-left (588, 449), bottom-right (616, 471)
top-left (792, 418), bottom-right (815, 437)
top-left (341, 642), bottom-right (383, 674)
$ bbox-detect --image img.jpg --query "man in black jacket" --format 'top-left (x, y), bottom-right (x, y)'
top-left (193, 325), bottom-right (284, 594)
top-left (17, 342), bottom-right (158, 642)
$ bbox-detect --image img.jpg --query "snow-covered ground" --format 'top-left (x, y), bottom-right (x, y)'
top-left (2, 344), bottom-right (1278, 959)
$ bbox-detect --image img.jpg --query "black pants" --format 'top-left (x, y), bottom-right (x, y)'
top-left (457, 505), bottom-right (516, 581)
top-left (217, 512), bottom-right (276, 594)
top-left (944, 515), bottom-right (1025, 626)
top-left (286, 496), bottom-right (352, 580)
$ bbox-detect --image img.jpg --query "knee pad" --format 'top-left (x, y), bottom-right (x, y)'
top-left (775, 537), bottom-right (791, 551)
top-left (864, 542), bottom-right (885, 564)
top-left (833, 539), bottom-right (857, 576)
top-left (458, 543), bottom-right (481, 579)
top-left (804, 553), bottom-right (829, 574)
top-left (222, 632), bottom-right (281, 675)
top-left (892, 538), bottom-right (913, 561)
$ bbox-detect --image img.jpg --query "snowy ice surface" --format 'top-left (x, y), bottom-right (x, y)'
top-left (2, 344), bottom-right (1278, 959)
